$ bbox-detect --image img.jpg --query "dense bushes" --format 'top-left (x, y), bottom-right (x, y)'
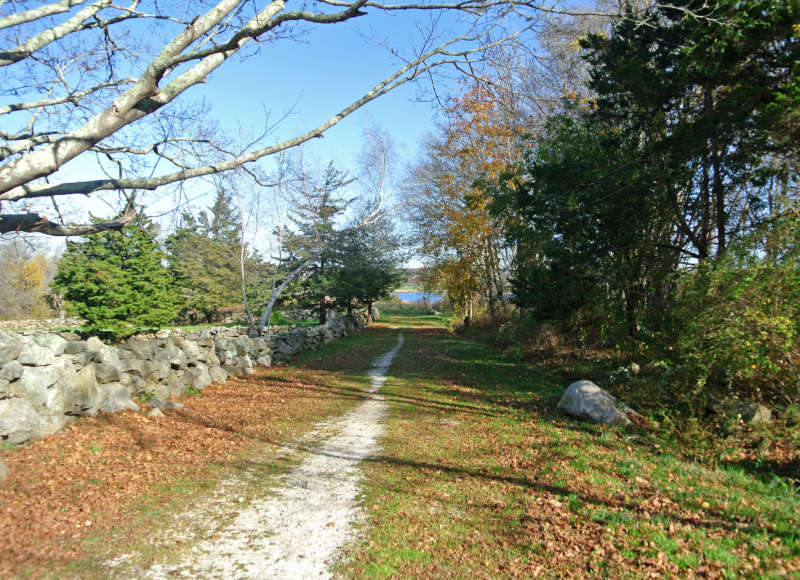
top-left (664, 219), bottom-right (799, 407)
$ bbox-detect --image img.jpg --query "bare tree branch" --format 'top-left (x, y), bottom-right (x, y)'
top-left (0, 207), bottom-right (136, 235)
top-left (0, 0), bottom-right (601, 234)
top-left (0, 0), bottom-right (88, 31)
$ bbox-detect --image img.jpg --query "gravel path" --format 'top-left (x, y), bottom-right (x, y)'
top-left (144, 333), bottom-right (404, 579)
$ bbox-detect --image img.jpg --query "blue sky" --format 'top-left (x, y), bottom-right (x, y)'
top-left (193, 11), bottom-right (453, 188)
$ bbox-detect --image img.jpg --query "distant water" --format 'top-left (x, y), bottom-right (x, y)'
top-left (393, 291), bottom-right (443, 303)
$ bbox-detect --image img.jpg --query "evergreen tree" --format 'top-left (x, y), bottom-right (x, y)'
top-left (281, 161), bottom-right (352, 324)
top-left (328, 216), bottom-right (405, 318)
top-left (53, 215), bottom-right (180, 333)
top-left (166, 189), bottom-right (270, 322)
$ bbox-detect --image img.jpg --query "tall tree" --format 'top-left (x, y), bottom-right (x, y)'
top-left (329, 215), bottom-right (405, 318)
top-left (582, 0), bottom-right (800, 260)
top-left (490, 0), bottom-right (799, 338)
top-left (281, 159), bottom-right (352, 324)
top-left (53, 215), bottom-right (180, 333)
top-left (166, 188), bottom-right (270, 323)
top-left (406, 82), bottom-right (520, 319)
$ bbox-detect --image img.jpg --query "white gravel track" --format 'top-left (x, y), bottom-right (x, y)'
top-left (143, 332), bottom-right (404, 580)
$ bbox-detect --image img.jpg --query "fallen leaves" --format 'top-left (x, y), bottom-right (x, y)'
top-left (0, 361), bottom-right (367, 579)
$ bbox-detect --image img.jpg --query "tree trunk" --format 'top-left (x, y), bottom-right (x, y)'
top-left (319, 297), bottom-right (327, 325)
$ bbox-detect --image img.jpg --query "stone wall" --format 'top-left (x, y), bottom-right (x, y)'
top-left (0, 311), bottom-right (372, 446)
top-left (0, 318), bottom-right (85, 331)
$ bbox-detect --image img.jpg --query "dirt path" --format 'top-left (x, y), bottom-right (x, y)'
top-left (141, 333), bottom-right (404, 579)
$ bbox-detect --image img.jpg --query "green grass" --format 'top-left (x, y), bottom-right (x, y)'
top-left (341, 311), bottom-right (800, 578)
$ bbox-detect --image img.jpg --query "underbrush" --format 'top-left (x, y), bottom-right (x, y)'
top-left (454, 309), bottom-right (800, 488)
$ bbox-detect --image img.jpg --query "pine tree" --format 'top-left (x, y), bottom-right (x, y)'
top-left (282, 161), bottom-right (352, 324)
top-left (53, 215), bottom-right (180, 333)
top-left (328, 216), bottom-right (404, 317)
top-left (166, 189), bottom-right (270, 322)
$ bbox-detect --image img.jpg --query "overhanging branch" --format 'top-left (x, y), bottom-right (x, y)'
top-left (0, 209), bottom-right (137, 236)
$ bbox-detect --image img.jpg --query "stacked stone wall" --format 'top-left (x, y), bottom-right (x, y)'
top-left (0, 310), bottom-right (373, 446)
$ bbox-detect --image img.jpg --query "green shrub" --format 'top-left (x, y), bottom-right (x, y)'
top-left (666, 218), bottom-right (799, 406)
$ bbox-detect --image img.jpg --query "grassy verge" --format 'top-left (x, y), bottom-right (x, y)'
top-left (343, 313), bottom-right (800, 578)
top-left (0, 326), bottom-right (395, 579)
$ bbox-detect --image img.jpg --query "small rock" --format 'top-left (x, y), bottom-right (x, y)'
top-left (0, 459), bottom-right (9, 483)
top-left (147, 408), bottom-right (165, 418)
top-left (63, 341), bottom-right (87, 355)
top-left (17, 344), bottom-right (57, 367)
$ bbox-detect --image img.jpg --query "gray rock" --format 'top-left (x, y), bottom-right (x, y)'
top-left (63, 341), bottom-right (87, 354)
top-left (122, 337), bottom-right (154, 360)
top-left (256, 355), bottom-right (272, 367)
top-left (208, 365), bottom-right (228, 384)
top-left (120, 358), bottom-right (159, 379)
top-left (166, 373), bottom-right (185, 398)
top-left (223, 364), bottom-right (245, 377)
top-left (0, 360), bottom-right (24, 381)
top-left (0, 379), bottom-right (10, 399)
top-left (14, 365), bottom-right (60, 407)
top-left (147, 407), bottom-right (165, 418)
top-left (32, 333), bottom-right (68, 356)
top-left (149, 398), bottom-right (183, 410)
top-left (726, 401), bottom-right (772, 426)
top-left (0, 397), bottom-right (42, 444)
top-left (67, 351), bottom-right (91, 367)
top-left (99, 383), bottom-right (139, 413)
top-left (0, 459), bottom-right (9, 483)
top-left (95, 362), bottom-right (122, 384)
top-left (44, 358), bottom-right (79, 415)
top-left (180, 339), bottom-right (201, 359)
top-left (58, 332), bottom-right (82, 341)
top-left (0, 332), bottom-right (24, 364)
top-left (40, 411), bottom-right (68, 435)
top-left (187, 366), bottom-right (212, 390)
top-left (557, 380), bottom-right (634, 426)
top-left (67, 365), bottom-right (102, 416)
top-left (17, 344), bottom-right (57, 366)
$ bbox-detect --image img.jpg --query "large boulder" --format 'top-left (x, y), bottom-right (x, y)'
top-left (0, 397), bottom-right (42, 444)
top-left (557, 380), bottom-right (635, 426)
